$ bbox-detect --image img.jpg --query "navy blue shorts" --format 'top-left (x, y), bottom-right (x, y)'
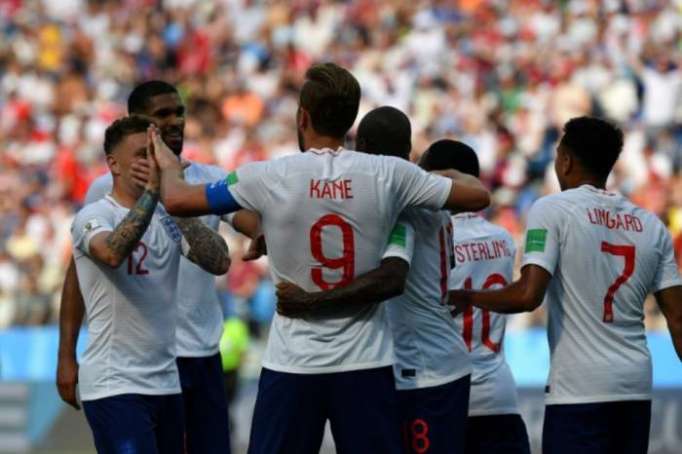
top-left (397, 374), bottom-right (471, 454)
top-left (177, 353), bottom-right (231, 454)
top-left (83, 393), bottom-right (184, 454)
top-left (248, 366), bottom-right (401, 454)
top-left (464, 414), bottom-right (530, 454)
top-left (543, 400), bottom-right (651, 454)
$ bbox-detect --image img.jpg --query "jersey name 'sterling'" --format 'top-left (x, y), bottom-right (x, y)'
top-left (455, 239), bottom-right (513, 263)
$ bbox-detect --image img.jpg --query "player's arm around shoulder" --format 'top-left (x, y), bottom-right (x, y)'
top-left (449, 196), bottom-right (561, 314)
top-left (276, 222), bottom-right (413, 318)
top-left (437, 169), bottom-right (491, 213)
top-left (172, 217), bottom-right (231, 275)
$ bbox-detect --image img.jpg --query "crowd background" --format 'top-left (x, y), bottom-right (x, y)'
top-left (0, 0), bottom-right (681, 340)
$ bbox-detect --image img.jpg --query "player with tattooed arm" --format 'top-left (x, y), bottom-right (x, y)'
top-left (70, 116), bottom-right (229, 453)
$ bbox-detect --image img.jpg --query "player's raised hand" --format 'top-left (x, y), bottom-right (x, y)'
top-left (144, 126), bottom-right (161, 192)
top-left (276, 282), bottom-right (313, 318)
top-left (56, 356), bottom-right (80, 410)
top-left (149, 124), bottom-right (181, 173)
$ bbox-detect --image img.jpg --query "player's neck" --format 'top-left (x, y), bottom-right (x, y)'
top-left (111, 181), bottom-right (144, 209)
top-left (305, 136), bottom-right (344, 152)
top-left (565, 176), bottom-right (606, 191)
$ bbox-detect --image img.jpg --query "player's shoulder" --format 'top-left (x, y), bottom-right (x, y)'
top-left (185, 161), bottom-right (229, 182)
top-left (623, 198), bottom-right (669, 237)
top-left (91, 172), bottom-right (113, 187)
top-left (73, 197), bottom-right (115, 228)
top-left (527, 190), bottom-right (579, 220)
top-left (452, 214), bottom-right (512, 242)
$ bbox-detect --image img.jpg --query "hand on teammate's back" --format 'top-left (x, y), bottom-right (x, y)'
top-left (56, 356), bottom-right (80, 410)
top-left (276, 282), bottom-right (314, 318)
top-left (448, 290), bottom-right (470, 317)
top-left (243, 235), bottom-right (267, 261)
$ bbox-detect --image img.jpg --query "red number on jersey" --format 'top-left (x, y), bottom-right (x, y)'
top-left (461, 273), bottom-right (507, 353)
top-left (600, 242), bottom-right (635, 323)
top-left (310, 214), bottom-right (355, 290)
top-left (127, 242), bottom-right (150, 275)
top-left (437, 221), bottom-right (455, 304)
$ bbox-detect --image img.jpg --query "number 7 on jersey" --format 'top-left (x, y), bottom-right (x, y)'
top-left (600, 242), bottom-right (635, 323)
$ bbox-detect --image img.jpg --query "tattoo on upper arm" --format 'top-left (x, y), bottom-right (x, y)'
top-left (105, 189), bottom-right (159, 263)
top-left (173, 217), bottom-right (230, 274)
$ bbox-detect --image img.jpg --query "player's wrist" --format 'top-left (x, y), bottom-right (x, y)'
top-left (143, 185), bottom-right (160, 196)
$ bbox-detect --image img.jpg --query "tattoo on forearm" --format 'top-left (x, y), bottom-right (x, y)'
top-left (106, 189), bottom-right (159, 263)
top-left (173, 217), bottom-right (230, 275)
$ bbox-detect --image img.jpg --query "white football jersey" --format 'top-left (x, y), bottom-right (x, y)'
top-left (85, 163), bottom-right (229, 357)
top-left (382, 209), bottom-right (471, 390)
top-left (450, 213), bottom-right (519, 416)
top-left (226, 148), bottom-right (453, 373)
top-left (72, 195), bottom-right (185, 400)
top-left (522, 185), bottom-right (682, 404)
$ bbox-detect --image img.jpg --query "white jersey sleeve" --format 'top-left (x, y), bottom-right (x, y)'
top-left (84, 173), bottom-right (113, 205)
top-left (71, 203), bottom-right (116, 255)
top-left (382, 220), bottom-right (416, 266)
top-left (653, 228), bottom-right (682, 292)
top-left (223, 162), bottom-right (271, 213)
top-left (389, 158), bottom-right (453, 213)
top-left (521, 197), bottom-right (561, 274)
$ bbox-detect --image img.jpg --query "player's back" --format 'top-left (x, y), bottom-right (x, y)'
top-left (523, 185), bottom-right (675, 404)
top-left (450, 213), bottom-right (519, 415)
top-left (386, 208), bottom-right (470, 390)
top-left (227, 148), bottom-right (452, 373)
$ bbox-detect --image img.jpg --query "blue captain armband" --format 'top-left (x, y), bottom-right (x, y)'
top-left (205, 176), bottom-right (242, 215)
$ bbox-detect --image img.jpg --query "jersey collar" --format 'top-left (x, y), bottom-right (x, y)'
top-left (580, 184), bottom-right (618, 197)
top-left (308, 147), bottom-right (344, 155)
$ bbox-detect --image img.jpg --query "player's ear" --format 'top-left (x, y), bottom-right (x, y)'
top-left (555, 145), bottom-right (571, 177)
top-left (106, 153), bottom-right (121, 177)
top-left (298, 107), bottom-right (310, 131)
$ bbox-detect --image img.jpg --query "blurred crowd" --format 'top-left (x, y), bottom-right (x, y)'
top-left (0, 0), bottom-right (681, 332)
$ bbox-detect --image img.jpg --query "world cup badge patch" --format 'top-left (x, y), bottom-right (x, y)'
top-left (83, 219), bottom-right (102, 234)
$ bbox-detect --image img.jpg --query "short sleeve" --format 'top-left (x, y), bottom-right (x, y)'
top-left (520, 197), bottom-right (562, 275)
top-left (390, 158), bottom-right (452, 212)
top-left (194, 164), bottom-right (235, 225)
top-left (653, 227), bottom-right (682, 292)
top-left (71, 204), bottom-right (115, 256)
top-left (84, 173), bottom-right (113, 205)
top-left (224, 161), bottom-right (271, 213)
top-left (382, 220), bottom-right (415, 266)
